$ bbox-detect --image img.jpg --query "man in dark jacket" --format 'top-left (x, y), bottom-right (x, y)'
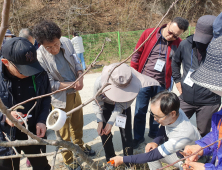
top-left (172, 15), bottom-right (221, 137)
top-left (131, 17), bottom-right (189, 148)
top-left (0, 37), bottom-right (51, 170)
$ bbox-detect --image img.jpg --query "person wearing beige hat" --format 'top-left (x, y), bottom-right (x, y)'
top-left (92, 63), bottom-right (160, 168)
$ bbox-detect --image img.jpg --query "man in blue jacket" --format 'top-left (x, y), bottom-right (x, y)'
top-left (0, 37), bottom-right (51, 170)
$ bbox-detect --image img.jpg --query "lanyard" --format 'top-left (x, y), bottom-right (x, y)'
top-left (190, 49), bottom-right (193, 68)
top-left (32, 75), bottom-right (37, 93)
top-left (159, 38), bottom-right (168, 59)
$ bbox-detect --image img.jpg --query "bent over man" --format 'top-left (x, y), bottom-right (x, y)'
top-left (0, 37), bottom-right (51, 170)
top-left (33, 20), bottom-right (95, 170)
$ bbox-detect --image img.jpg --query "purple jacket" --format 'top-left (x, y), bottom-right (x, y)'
top-left (196, 109), bottom-right (222, 170)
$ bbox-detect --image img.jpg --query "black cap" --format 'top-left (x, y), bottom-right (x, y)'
top-left (2, 37), bottom-right (43, 76)
top-left (193, 15), bottom-right (216, 44)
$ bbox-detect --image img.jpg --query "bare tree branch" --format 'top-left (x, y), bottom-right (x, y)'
top-left (0, 0), bottom-right (10, 47)
top-left (2, 132), bottom-right (19, 155)
top-left (0, 99), bottom-right (46, 143)
top-left (0, 148), bottom-right (68, 159)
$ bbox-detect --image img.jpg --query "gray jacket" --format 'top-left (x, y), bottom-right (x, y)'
top-left (37, 37), bottom-right (83, 108)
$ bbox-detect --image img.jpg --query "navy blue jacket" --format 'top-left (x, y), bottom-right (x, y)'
top-left (0, 61), bottom-right (51, 156)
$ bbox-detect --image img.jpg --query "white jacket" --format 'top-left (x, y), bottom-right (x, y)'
top-left (71, 36), bottom-right (85, 53)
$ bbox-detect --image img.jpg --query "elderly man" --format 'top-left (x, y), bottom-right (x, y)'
top-left (131, 17), bottom-right (189, 148)
top-left (33, 20), bottom-right (94, 170)
top-left (0, 37), bottom-right (51, 170)
top-left (171, 15), bottom-right (221, 137)
top-left (19, 28), bottom-right (39, 50)
top-left (111, 91), bottom-right (200, 170)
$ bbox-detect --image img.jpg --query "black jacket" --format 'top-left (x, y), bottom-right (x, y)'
top-left (172, 35), bottom-right (221, 106)
top-left (0, 61), bottom-right (51, 156)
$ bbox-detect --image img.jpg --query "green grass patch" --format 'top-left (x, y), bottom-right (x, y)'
top-left (68, 26), bottom-right (195, 66)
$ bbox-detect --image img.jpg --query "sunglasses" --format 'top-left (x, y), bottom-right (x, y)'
top-left (168, 28), bottom-right (179, 39)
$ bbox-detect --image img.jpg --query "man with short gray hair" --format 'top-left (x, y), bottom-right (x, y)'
top-left (19, 28), bottom-right (38, 49)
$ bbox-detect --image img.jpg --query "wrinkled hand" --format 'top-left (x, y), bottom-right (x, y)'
top-left (36, 123), bottom-right (46, 138)
top-left (183, 162), bottom-right (205, 170)
top-left (74, 77), bottom-right (84, 91)
top-left (103, 123), bottom-right (113, 135)
top-left (176, 82), bottom-right (182, 95)
top-left (5, 111), bottom-right (24, 127)
top-left (183, 145), bottom-right (203, 162)
top-left (145, 142), bottom-right (158, 152)
top-left (110, 156), bottom-right (124, 167)
top-left (97, 122), bottom-right (104, 136)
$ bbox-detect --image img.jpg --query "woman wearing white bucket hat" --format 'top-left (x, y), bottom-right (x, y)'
top-left (182, 32), bottom-right (222, 170)
top-left (92, 63), bottom-right (160, 168)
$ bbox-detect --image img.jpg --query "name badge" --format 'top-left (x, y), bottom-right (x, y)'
top-left (184, 69), bottom-right (195, 87)
top-left (154, 59), bottom-right (165, 72)
top-left (115, 114), bottom-right (127, 129)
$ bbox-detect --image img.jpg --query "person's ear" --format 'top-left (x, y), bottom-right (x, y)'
top-left (167, 22), bottom-right (171, 27)
top-left (171, 110), bottom-right (177, 118)
top-left (1, 58), bottom-right (10, 67)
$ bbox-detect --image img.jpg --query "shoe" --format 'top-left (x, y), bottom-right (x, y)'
top-left (84, 144), bottom-right (96, 156)
top-left (133, 138), bottom-right (145, 149)
top-left (65, 162), bottom-right (82, 170)
top-left (26, 159), bottom-right (31, 167)
top-left (148, 133), bottom-right (156, 139)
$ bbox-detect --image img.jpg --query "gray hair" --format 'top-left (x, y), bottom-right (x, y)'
top-left (19, 28), bottom-right (34, 39)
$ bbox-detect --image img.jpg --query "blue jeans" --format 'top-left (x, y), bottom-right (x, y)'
top-left (77, 53), bottom-right (86, 70)
top-left (133, 85), bottom-right (165, 141)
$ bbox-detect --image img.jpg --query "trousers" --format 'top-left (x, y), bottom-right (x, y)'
top-left (53, 92), bottom-right (84, 165)
top-left (77, 53), bottom-right (86, 70)
top-left (179, 97), bottom-right (220, 137)
top-left (100, 103), bottom-right (133, 162)
top-left (134, 85), bottom-right (165, 140)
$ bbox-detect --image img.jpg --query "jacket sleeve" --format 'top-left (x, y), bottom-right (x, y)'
top-left (200, 134), bottom-right (222, 170)
top-left (92, 76), bottom-right (104, 123)
top-left (171, 43), bottom-right (183, 83)
top-left (195, 131), bottom-right (214, 156)
top-left (36, 73), bottom-right (52, 124)
top-left (130, 30), bottom-right (147, 71)
top-left (153, 125), bottom-right (167, 145)
top-left (123, 148), bottom-right (163, 164)
top-left (107, 100), bottom-right (134, 125)
top-left (37, 49), bottom-right (61, 91)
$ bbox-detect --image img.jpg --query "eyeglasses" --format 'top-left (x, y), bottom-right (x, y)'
top-left (168, 28), bottom-right (179, 39)
top-left (149, 110), bottom-right (168, 120)
top-left (44, 42), bottom-right (60, 51)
